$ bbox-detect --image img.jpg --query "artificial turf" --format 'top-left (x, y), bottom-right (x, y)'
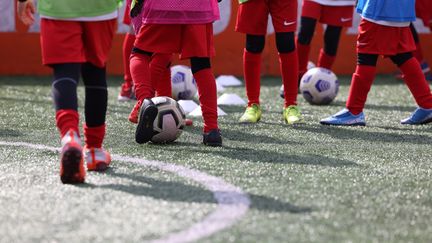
top-left (0, 75), bottom-right (431, 242)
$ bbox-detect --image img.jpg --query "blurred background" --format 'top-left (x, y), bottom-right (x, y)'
top-left (1, 0), bottom-right (431, 76)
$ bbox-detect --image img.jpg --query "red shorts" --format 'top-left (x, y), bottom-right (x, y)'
top-left (123, 4), bottom-right (131, 25)
top-left (134, 23), bottom-right (215, 59)
top-left (302, 1), bottom-right (354, 27)
top-left (356, 19), bottom-right (416, 56)
top-left (40, 19), bottom-right (117, 67)
top-left (236, 0), bottom-right (298, 35)
top-left (416, 0), bottom-right (432, 27)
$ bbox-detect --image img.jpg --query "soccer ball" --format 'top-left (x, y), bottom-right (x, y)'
top-left (279, 61), bottom-right (316, 98)
top-left (300, 67), bottom-right (339, 105)
top-left (171, 65), bottom-right (197, 100)
top-left (150, 96), bottom-right (186, 143)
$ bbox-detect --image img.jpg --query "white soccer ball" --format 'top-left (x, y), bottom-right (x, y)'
top-left (171, 65), bottom-right (197, 100)
top-left (300, 67), bottom-right (339, 105)
top-left (150, 96), bottom-right (186, 143)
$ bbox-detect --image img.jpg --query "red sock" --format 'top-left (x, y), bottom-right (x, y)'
top-left (399, 57), bottom-right (432, 109)
top-left (297, 42), bottom-right (311, 79)
top-left (56, 109), bottom-right (79, 137)
top-left (413, 41), bottom-right (424, 63)
top-left (317, 48), bottom-right (336, 70)
top-left (123, 33), bottom-right (136, 87)
top-left (84, 124), bottom-right (105, 148)
top-left (194, 68), bottom-right (218, 133)
top-left (150, 53), bottom-right (172, 97)
top-left (243, 49), bottom-right (261, 106)
top-left (279, 51), bottom-right (299, 107)
top-left (346, 65), bottom-right (377, 115)
top-left (130, 52), bottom-right (153, 100)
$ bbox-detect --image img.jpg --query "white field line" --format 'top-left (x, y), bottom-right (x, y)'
top-left (0, 141), bottom-right (250, 243)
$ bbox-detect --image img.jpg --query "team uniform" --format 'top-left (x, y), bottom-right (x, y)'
top-left (235, 0), bottom-right (303, 125)
top-left (17, 0), bottom-right (120, 183)
top-left (128, 0), bottom-right (222, 146)
top-left (119, 2), bottom-right (173, 101)
top-left (321, 0), bottom-right (432, 126)
top-left (297, 0), bottom-right (355, 81)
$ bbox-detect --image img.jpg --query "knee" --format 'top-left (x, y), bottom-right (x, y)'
top-left (357, 53), bottom-right (378, 66)
top-left (275, 32), bottom-right (295, 53)
top-left (81, 62), bottom-right (107, 87)
top-left (390, 52), bottom-right (413, 67)
top-left (323, 25), bottom-right (343, 56)
top-left (297, 17), bottom-right (317, 45)
top-left (190, 57), bottom-right (211, 74)
top-left (245, 34), bottom-right (265, 53)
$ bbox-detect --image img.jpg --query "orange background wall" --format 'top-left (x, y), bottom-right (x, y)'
top-left (1, 1), bottom-right (431, 76)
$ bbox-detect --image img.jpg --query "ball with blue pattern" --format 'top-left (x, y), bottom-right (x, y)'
top-left (299, 67), bottom-right (339, 105)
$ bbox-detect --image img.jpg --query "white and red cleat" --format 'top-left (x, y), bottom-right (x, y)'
top-left (128, 99), bottom-right (143, 124)
top-left (84, 147), bottom-right (111, 171)
top-left (60, 130), bottom-right (85, 184)
top-left (185, 118), bottom-right (193, 126)
top-left (118, 83), bottom-right (136, 101)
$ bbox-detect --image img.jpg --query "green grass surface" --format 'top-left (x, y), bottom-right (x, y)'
top-left (1, 75), bottom-right (431, 242)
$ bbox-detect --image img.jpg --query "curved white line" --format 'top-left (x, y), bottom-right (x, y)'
top-left (0, 141), bottom-right (250, 243)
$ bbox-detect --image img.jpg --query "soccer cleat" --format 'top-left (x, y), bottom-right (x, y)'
top-left (60, 130), bottom-right (85, 184)
top-left (401, 107), bottom-right (432, 125)
top-left (84, 147), bottom-right (111, 171)
top-left (239, 104), bottom-right (262, 123)
top-left (320, 109), bottom-right (366, 126)
top-left (128, 99), bottom-right (143, 124)
top-left (135, 99), bottom-right (158, 144)
top-left (185, 118), bottom-right (193, 126)
top-left (283, 105), bottom-right (304, 125)
top-left (118, 82), bottom-right (136, 101)
top-left (203, 129), bottom-right (222, 147)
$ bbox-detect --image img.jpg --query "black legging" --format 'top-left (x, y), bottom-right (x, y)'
top-left (52, 62), bottom-right (108, 127)
top-left (358, 52), bottom-right (413, 67)
top-left (245, 32), bottom-right (296, 54)
top-left (297, 17), bottom-right (343, 56)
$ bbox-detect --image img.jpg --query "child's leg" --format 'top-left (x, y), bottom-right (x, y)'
top-left (297, 17), bottom-right (317, 78)
top-left (390, 52), bottom-right (432, 109)
top-left (243, 34), bottom-right (265, 106)
top-left (81, 62), bottom-right (111, 170)
top-left (409, 23), bottom-right (424, 63)
top-left (276, 32), bottom-right (298, 107)
top-left (346, 53), bottom-right (378, 115)
top-left (52, 63), bottom-right (81, 137)
top-left (125, 47), bottom-right (151, 124)
top-left (130, 47), bottom-right (154, 101)
top-left (150, 53), bottom-right (172, 97)
top-left (190, 57), bottom-right (218, 133)
top-left (81, 62), bottom-right (108, 148)
top-left (129, 48), bottom-right (160, 143)
top-left (409, 23), bottom-right (432, 80)
top-left (122, 31), bottom-right (136, 90)
top-left (318, 25), bottom-right (342, 70)
top-left (52, 63), bottom-right (86, 183)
